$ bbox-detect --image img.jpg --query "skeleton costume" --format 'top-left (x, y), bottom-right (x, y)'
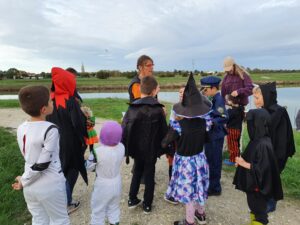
top-left (86, 121), bottom-right (124, 225)
top-left (17, 121), bottom-right (70, 225)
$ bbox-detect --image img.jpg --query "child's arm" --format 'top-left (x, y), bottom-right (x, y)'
top-left (235, 156), bottom-right (251, 169)
top-left (20, 128), bottom-right (59, 187)
top-left (85, 152), bottom-right (97, 171)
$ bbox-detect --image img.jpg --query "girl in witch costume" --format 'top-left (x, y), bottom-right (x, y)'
top-left (162, 74), bottom-right (211, 225)
top-left (233, 108), bottom-right (283, 225)
top-left (47, 67), bottom-right (88, 214)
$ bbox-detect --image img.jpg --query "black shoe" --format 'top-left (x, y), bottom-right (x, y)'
top-left (208, 190), bottom-right (221, 196)
top-left (143, 203), bottom-right (151, 214)
top-left (164, 196), bottom-right (179, 205)
top-left (195, 211), bottom-right (206, 224)
top-left (128, 198), bottom-right (142, 209)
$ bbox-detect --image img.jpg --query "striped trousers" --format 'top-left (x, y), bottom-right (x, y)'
top-left (226, 128), bottom-right (241, 162)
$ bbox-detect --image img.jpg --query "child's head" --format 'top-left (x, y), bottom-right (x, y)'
top-left (200, 76), bottom-right (221, 97)
top-left (179, 86), bottom-right (185, 102)
top-left (252, 86), bottom-right (264, 108)
top-left (100, 121), bottom-right (122, 146)
top-left (140, 76), bottom-right (159, 97)
top-left (18, 85), bottom-right (53, 117)
top-left (81, 106), bottom-right (92, 118)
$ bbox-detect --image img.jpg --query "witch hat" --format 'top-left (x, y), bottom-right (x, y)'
top-left (173, 73), bottom-right (210, 118)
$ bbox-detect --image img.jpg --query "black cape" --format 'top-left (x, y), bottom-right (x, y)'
top-left (47, 97), bottom-right (88, 184)
top-left (233, 109), bottom-right (283, 200)
top-left (260, 82), bottom-right (295, 172)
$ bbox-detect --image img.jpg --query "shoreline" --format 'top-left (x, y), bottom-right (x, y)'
top-left (1, 80), bottom-right (300, 94)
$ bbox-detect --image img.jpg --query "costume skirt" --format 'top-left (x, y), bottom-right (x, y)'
top-left (166, 151), bottom-right (209, 205)
top-left (86, 127), bottom-right (99, 145)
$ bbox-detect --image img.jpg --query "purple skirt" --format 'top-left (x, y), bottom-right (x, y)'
top-left (166, 151), bottom-right (209, 205)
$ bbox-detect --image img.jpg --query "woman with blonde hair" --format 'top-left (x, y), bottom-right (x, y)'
top-left (221, 57), bottom-right (253, 165)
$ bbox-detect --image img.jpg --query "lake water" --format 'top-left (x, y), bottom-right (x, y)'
top-left (1, 87), bottom-right (299, 127)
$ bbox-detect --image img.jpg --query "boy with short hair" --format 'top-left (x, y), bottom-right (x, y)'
top-left (122, 76), bottom-right (168, 214)
top-left (12, 85), bottom-right (70, 225)
top-left (252, 82), bottom-right (295, 212)
top-left (200, 76), bottom-right (228, 196)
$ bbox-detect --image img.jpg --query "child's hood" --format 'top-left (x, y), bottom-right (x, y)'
top-left (259, 82), bottom-right (277, 109)
top-left (246, 108), bottom-right (270, 140)
top-left (51, 67), bottom-right (76, 108)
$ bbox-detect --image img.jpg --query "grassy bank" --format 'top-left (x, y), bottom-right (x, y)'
top-left (1, 72), bottom-right (300, 93)
top-left (0, 128), bottom-right (30, 224)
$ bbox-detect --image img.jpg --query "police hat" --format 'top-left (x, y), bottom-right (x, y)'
top-left (200, 76), bottom-right (221, 88)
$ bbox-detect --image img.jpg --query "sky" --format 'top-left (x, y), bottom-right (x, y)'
top-left (0, 0), bottom-right (300, 73)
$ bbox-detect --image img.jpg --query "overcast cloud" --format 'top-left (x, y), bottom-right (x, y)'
top-left (0, 0), bottom-right (299, 73)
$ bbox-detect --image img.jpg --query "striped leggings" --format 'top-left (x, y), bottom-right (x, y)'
top-left (227, 128), bottom-right (241, 162)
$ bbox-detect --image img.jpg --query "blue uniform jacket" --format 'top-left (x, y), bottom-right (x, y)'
top-left (208, 92), bottom-right (228, 140)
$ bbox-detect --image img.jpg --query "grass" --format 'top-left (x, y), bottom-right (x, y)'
top-left (1, 72), bottom-right (300, 92)
top-left (0, 128), bottom-right (30, 224)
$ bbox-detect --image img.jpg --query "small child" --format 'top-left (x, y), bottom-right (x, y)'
top-left (252, 82), bottom-right (295, 212)
top-left (122, 76), bottom-right (168, 214)
top-left (86, 121), bottom-right (124, 225)
top-left (200, 76), bottom-right (228, 196)
top-left (81, 106), bottom-right (99, 158)
top-left (233, 108), bottom-right (283, 225)
top-left (12, 85), bottom-right (70, 225)
top-left (163, 74), bottom-right (211, 225)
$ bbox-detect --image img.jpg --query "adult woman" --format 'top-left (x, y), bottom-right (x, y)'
top-left (221, 57), bottom-right (253, 164)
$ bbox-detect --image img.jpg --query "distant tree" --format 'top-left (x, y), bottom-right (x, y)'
top-left (0, 70), bottom-right (4, 80)
top-left (95, 70), bottom-right (110, 79)
top-left (123, 71), bottom-right (136, 79)
top-left (6, 68), bottom-right (19, 79)
top-left (80, 72), bottom-right (90, 78)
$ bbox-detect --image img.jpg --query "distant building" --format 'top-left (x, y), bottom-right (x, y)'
top-left (81, 62), bottom-right (85, 73)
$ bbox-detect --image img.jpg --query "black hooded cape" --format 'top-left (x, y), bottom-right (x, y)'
top-left (233, 109), bottom-right (283, 200)
top-left (260, 82), bottom-right (295, 172)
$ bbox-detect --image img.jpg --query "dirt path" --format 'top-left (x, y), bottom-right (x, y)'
top-left (1, 108), bottom-right (299, 225)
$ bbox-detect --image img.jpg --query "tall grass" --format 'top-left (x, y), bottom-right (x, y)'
top-left (0, 128), bottom-right (30, 224)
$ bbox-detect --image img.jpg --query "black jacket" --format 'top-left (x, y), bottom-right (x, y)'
top-left (233, 109), bottom-right (283, 200)
top-left (260, 82), bottom-right (295, 172)
top-left (122, 96), bottom-right (168, 163)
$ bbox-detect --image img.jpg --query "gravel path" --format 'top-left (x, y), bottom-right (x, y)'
top-left (1, 108), bottom-right (299, 225)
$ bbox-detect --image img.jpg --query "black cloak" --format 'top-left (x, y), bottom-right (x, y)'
top-left (260, 82), bottom-right (295, 172)
top-left (233, 109), bottom-right (283, 200)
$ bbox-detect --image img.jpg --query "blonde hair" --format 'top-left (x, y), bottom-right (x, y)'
top-left (235, 64), bottom-right (250, 80)
top-left (252, 85), bottom-right (262, 95)
top-left (81, 106), bottom-right (92, 117)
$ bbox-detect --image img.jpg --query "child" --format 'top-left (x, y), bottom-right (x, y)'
top-left (233, 108), bottom-right (283, 225)
top-left (122, 76), bottom-right (168, 214)
top-left (200, 76), bottom-right (228, 196)
top-left (81, 106), bottom-right (99, 159)
top-left (12, 85), bottom-right (70, 225)
top-left (86, 121), bottom-right (124, 225)
top-left (164, 86), bottom-right (185, 205)
top-left (163, 74), bottom-right (211, 225)
top-left (47, 67), bottom-right (88, 214)
top-left (252, 82), bottom-right (295, 212)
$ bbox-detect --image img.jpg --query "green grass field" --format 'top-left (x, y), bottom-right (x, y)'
top-left (1, 72), bottom-right (300, 91)
top-left (0, 128), bottom-right (30, 224)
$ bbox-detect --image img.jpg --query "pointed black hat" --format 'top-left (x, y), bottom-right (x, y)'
top-left (173, 74), bottom-right (210, 117)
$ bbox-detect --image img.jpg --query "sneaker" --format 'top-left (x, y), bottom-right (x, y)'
top-left (128, 198), bottom-right (142, 209)
top-left (164, 196), bottom-right (179, 205)
top-left (195, 211), bottom-right (206, 224)
top-left (223, 159), bottom-right (235, 166)
top-left (67, 201), bottom-right (80, 215)
top-left (143, 203), bottom-right (152, 214)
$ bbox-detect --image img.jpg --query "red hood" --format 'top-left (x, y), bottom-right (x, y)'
top-left (51, 67), bottom-right (76, 108)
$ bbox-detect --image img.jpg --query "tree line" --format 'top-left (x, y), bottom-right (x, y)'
top-left (1, 67), bottom-right (300, 80)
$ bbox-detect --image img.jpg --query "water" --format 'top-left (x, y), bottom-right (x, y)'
top-left (1, 88), bottom-right (299, 127)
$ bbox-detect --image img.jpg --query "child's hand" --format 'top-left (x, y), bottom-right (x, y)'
top-left (235, 156), bottom-right (251, 169)
top-left (12, 176), bottom-right (23, 190)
